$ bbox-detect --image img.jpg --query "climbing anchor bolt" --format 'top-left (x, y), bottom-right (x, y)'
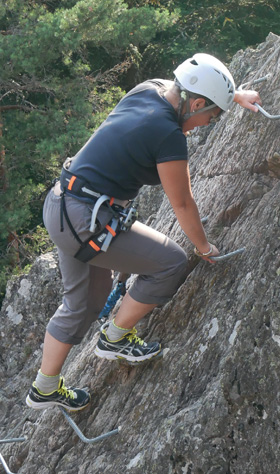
top-left (59, 407), bottom-right (120, 444)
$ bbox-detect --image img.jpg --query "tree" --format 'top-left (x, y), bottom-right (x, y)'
top-left (137, 0), bottom-right (280, 79)
top-left (0, 0), bottom-right (173, 301)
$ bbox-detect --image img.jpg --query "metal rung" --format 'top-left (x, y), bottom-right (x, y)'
top-left (254, 103), bottom-right (280, 120)
top-left (59, 407), bottom-right (120, 444)
top-left (0, 415), bottom-right (27, 473)
top-left (0, 439), bottom-right (25, 474)
top-left (0, 438), bottom-right (26, 445)
top-left (0, 407), bottom-right (120, 474)
top-left (210, 247), bottom-right (246, 261)
top-left (0, 453), bottom-right (17, 474)
top-left (238, 74), bottom-right (271, 90)
top-left (238, 75), bottom-right (280, 120)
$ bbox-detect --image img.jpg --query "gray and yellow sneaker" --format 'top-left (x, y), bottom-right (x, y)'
top-left (94, 326), bottom-right (161, 362)
top-left (26, 377), bottom-right (90, 411)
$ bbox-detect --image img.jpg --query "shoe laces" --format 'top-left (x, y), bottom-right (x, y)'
top-left (57, 378), bottom-right (75, 400)
top-left (126, 327), bottom-right (145, 346)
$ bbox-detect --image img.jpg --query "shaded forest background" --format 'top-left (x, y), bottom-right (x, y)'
top-left (0, 0), bottom-right (280, 303)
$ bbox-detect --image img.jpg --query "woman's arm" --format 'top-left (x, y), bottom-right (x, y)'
top-left (157, 160), bottom-right (219, 262)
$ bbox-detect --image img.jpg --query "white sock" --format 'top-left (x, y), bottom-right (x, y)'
top-left (105, 319), bottom-right (132, 341)
top-left (34, 369), bottom-right (61, 394)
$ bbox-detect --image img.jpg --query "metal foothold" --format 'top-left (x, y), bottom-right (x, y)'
top-left (59, 407), bottom-right (120, 444)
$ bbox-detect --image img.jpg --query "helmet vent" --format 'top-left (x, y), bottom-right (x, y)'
top-left (190, 76), bottom-right (198, 85)
top-left (190, 59), bottom-right (198, 66)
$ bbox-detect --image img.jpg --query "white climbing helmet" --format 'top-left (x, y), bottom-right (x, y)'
top-left (174, 53), bottom-right (235, 111)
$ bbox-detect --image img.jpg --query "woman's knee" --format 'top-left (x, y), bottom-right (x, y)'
top-left (164, 240), bottom-right (188, 275)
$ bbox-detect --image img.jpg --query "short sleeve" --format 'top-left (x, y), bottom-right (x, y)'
top-left (156, 129), bottom-right (188, 164)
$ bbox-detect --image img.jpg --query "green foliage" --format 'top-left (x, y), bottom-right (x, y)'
top-left (1, 0), bottom-right (280, 306)
top-left (138, 0), bottom-right (280, 78)
top-left (0, 0), bottom-right (172, 304)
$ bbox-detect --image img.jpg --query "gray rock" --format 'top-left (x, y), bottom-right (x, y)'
top-left (1, 32), bottom-right (280, 474)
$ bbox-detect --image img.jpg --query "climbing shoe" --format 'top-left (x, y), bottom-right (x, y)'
top-left (94, 326), bottom-right (161, 362)
top-left (26, 377), bottom-right (90, 411)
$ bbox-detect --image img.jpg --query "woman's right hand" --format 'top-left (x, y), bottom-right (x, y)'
top-left (194, 242), bottom-right (220, 264)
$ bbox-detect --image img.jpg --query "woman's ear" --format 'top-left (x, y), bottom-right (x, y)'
top-left (191, 98), bottom-right (206, 112)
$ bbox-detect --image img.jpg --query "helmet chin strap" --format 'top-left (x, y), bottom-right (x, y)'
top-left (177, 87), bottom-right (218, 125)
top-left (182, 102), bottom-right (217, 121)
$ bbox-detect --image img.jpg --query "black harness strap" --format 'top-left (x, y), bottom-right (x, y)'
top-left (60, 190), bottom-right (84, 246)
top-left (61, 162), bottom-right (102, 201)
top-left (60, 187), bottom-right (122, 263)
top-left (73, 218), bottom-right (121, 263)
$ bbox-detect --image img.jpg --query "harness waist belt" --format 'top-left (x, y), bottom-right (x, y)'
top-left (60, 165), bottom-right (129, 207)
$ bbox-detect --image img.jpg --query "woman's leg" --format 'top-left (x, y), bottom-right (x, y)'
top-left (41, 332), bottom-right (72, 376)
top-left (114, 293), bottom-right (156, 329)
top-left (30, 189), bottom-right (112, 405)
top-left (92, 220), bottom-right (190, 360)
top-left (92, 220), bottom-right (190, 325)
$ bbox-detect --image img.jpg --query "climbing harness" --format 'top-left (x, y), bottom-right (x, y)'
top-left (59, 159), bottom-right (138, 263)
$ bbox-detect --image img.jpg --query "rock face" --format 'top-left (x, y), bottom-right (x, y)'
top-left (1, 33), bottom-right (280, 474)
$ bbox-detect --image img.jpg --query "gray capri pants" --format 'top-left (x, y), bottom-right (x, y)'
top-left (43, 185), bottom-right (189, 345)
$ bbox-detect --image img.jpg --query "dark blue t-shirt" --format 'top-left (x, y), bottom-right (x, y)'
top-left (69, 79), bottom-right (188, 200)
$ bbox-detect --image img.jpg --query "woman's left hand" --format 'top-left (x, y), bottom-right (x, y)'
top-left (234, 90), bottom-right (262, 112)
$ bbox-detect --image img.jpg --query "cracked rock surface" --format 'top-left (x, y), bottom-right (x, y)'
top-left (1, 33), bottom-right (280, 474)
